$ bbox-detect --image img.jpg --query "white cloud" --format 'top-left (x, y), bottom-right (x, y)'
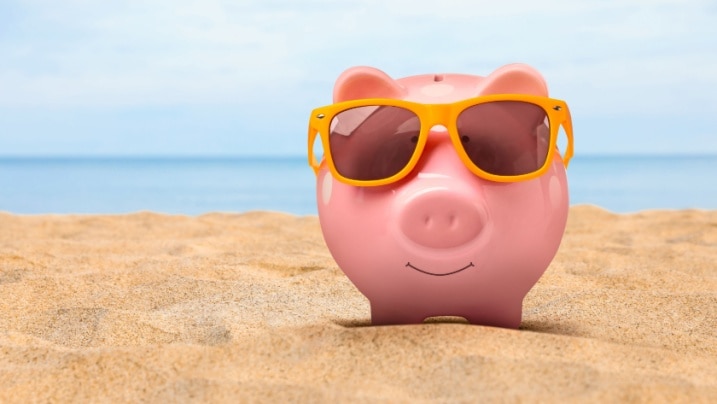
top-left (0, 0), bottom-right (306, 106)
top-left (2, 0), bottom-right (715, 108)
top-left (0, 0), bottom-right (716, 155)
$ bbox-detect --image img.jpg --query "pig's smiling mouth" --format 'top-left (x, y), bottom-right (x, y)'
top-left (405, 262), bottom-right (475, 276)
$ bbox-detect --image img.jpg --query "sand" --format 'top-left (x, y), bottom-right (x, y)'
top-left (0, 205), bottom-right (715, 402)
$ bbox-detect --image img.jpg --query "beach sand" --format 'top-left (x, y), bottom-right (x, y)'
top-left (1, 206), bottom-right (715, 402)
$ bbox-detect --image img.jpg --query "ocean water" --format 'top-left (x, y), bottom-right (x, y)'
top-left (0, 155), bottom-right (715, 215)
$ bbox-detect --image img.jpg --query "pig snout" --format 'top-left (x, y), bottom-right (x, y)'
top-left (398, 189), bottom-right (486, 249)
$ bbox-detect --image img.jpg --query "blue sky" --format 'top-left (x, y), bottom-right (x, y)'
top-left (0, 0), bottom-right (715, 156)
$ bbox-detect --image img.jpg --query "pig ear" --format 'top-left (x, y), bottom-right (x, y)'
top-left (333, 66), bottom-right (406, 102)
top-left (476, 63), bottom-right (548, 97)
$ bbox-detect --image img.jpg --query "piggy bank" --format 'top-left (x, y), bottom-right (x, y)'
top-left (307, 64), bottom-right (574, 328)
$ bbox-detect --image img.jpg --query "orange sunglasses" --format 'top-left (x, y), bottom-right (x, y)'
top-left (308, 94), bottom-right (573, 186)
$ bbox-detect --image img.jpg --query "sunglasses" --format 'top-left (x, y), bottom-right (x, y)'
top-left (308, 94), bottom-right (574, 186)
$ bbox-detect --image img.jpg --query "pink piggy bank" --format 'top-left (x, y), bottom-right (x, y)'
top-left (307, 64), bottom-right (574, 328)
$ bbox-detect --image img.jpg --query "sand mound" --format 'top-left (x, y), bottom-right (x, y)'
top-left (1, 206), bottom-right (715, 401)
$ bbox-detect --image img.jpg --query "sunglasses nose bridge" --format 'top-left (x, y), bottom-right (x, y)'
top-left (421, 105), bottom-right (453, 138)
top-left (427, 104), bottom-right (452, 127)
top-left (412, 108), bottom-right (462, 172)
top-left (411, 129), bottom-right (480, 185)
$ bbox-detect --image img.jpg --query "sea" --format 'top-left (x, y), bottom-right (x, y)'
top-left (0, 155), bottom-right (715, 215)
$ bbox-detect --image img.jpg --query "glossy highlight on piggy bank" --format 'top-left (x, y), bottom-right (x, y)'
top-left (308, 64), bottom-right (574, 328)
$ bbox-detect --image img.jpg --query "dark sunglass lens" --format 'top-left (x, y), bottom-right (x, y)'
top-left (329, 105), bottom-right (420, 181)
top-left (456, 101), bottom-right (550, 176)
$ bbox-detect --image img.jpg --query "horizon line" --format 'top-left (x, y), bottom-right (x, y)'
top-left (1, 152), bottom-right (717, 160)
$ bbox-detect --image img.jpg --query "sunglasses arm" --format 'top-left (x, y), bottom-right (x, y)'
top-left (560, 107), bottom-right (574, 168)
top-left (308, 125), bottom-right (319, 175)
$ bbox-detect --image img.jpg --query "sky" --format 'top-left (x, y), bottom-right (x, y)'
top-left (0, 0), bottom-right (715, 157)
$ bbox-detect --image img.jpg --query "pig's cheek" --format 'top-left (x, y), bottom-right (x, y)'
top-left (537, 167), bottom-right (569, 222)
top-left (316, 171), bottom-right (361, 228)
top-left (317, 172), bottom-right (345, 247)
top-left (549, 174), bottom-right (566, 211)
top-left (482, 180), bottom-right (545, 221)
top-left (546, 156), bottom-right (570, 213)
top-left (320, 170), bottom-right (333, 206)
top-left (480, 168), bottom-right (566, 240)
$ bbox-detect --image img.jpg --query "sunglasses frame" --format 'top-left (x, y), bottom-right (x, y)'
top-left (308, 94), bottom-right (574, 186)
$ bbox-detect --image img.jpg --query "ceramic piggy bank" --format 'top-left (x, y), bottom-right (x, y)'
top-left (307, 64), bottom-right (573, 328)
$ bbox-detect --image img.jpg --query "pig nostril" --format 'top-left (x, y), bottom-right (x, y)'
top-left (423, 215), bottom-right (431, 227)
top-left (448, 214), bottom-right (457, 229)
